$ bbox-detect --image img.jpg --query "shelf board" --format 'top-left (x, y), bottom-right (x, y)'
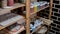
top-left (36, 16), bottom-right (53, 25)
top-left (9, 26), bottom-right (25, 34)
top-left (40, 17), bottom-right (53, 25)
top-left (0, 15), bottom-right (25, 30)
top-left (31, 25), bottom-right (44, 34)
top-left (31, 16), bottom-right (52, 34)
top-left (0, 3), bottom-right (25, 15)
top-left (31, 5), bottom-right (49, 15)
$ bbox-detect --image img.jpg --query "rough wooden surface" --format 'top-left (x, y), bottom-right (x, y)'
top-left (8, 26), bottom-right (25, 34)
top-left (26, 0), bottom-right (30, 34)
top-left (49, 0), bottom-right (53, 20)
top-left (40, 17), bottom-right (53, 25)
top-left (0, 13), bottom-right (25, 30)
top-left (0, 3), bottom-right (25, 15)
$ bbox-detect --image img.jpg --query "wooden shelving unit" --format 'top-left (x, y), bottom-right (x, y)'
top-left (0, 2), bottom-right (25, 34)
top-left (26, 0), bottom-right (53, 34)
top-left (0, 0), bottom-right (53, 34)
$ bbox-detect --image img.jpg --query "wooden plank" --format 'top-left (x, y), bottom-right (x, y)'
top-left (0, 16), bottom-right (25, 30)
top-left (8, 26), bottom-right (25, 34)
top-left (0, 3), bottom-right (25, 15)
top-left (49, 0), bottom-right (53, 20)
top-left (31, 5), bottom-right (49, 15)
top-left (30, 16), bottom-right (52, 34)
top-left (31, 25), bottom-right (44, 34)
top-left (40, 17), bottom-right (53, 25)
top-left (48, 0), bottom-right (53, 34)
top-left (26, 0), bottom-right (30, 34)
top-left (34, 16), bottom-right (52, 25)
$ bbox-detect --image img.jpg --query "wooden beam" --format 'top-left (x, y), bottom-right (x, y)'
top-left (49, 0), bottom-right (53, 20)
top-left (47, 0), bottom-right (53, 34)
top-left (26, 0), bottom-right (30, 34)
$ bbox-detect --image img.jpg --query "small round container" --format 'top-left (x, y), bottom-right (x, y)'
top-left (34, 5), bottom-right (38, 12)
top-left (7, 0), bottom-right (14, 6)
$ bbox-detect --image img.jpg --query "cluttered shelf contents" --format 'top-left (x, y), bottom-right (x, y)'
top-left (0, 0), bottom-right (25, 8)
top-left (0, 0), bottom-right (24, 7)
top-left (0, 0), bottom-right (53, 34)
top-left (0, 13), bottom-right (25, 30)
top-left (0, 0), bottom-right (25, 15)
top-left (0, 3), bottom-right (25, 11)
top-left (0, 3), bottom-right (25, 15)
top-left (0, 22), bottom-right (25, 34)
top-left (5, 22), bottom-right (25, 34)
top-left (30, 16), bottom-right (53, 34)
top-left (0, 0), bottom-right (26, 34)
top-left (30, 1), bottom-right (49, 15)
top-left (21, 1), bottom-right (49, 16)
top-left (0, 16), bottom-right (52, 34)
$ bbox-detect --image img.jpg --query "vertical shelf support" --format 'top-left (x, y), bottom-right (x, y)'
top-left (26, 0), bottom-right (30, 34)
top-left (47, 0), bottom-right (53, 34)
top-left (49, 0), bottom-right (53, 20)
